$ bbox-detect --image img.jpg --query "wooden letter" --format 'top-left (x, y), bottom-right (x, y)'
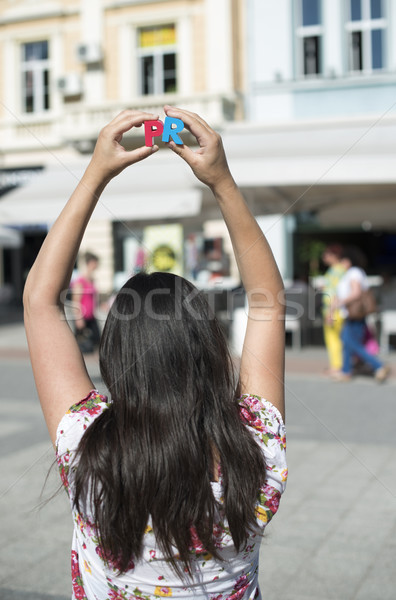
top-left (162, 117), bottom-right (184, 145)
top-left (144, 120), bottom-right (164, 147)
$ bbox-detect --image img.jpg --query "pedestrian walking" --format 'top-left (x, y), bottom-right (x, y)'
top-left (334, 246), bottom-right (390, 382)
top-left (23, 107), bottom-right (287, 600)
top-left (321, 244), bottom-right (345, 376)
top-left (71, 251), bottom-right (101, 353)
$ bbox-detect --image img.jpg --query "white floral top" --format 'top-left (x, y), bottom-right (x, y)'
top-left (56, 391), bottom-right (287, 600)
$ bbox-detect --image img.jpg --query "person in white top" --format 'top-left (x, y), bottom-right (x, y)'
top-left (23, 108), bottom-right (287, 600)
top-left (335, 246), bottom-right (389, 382)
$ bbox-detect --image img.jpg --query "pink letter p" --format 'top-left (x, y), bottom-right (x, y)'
top-left (144, 120), bottom-right (164, 147)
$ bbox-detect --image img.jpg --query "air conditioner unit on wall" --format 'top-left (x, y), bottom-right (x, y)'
top-left (58, 73), bottom-right (83, 96)
top-left (77, 43), bottom-right (103, 64)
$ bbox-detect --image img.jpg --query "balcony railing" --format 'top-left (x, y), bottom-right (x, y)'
top-left (1, 93), bottom-right (238, 154)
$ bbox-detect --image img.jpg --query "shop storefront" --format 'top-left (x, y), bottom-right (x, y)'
top-left (0, 167), bottom-right (46, 314)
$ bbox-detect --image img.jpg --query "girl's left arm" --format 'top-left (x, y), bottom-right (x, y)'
top-left (23, 110), bottom-right (159, 445)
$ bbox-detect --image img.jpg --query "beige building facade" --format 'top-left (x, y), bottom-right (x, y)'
top-left (0, 0), bottom-right (246, 298)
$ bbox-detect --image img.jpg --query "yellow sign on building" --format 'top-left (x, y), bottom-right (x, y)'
top-left (143, 223), bottom-right (183, 276)
top-left (139, 25), bottom-right (176, 48)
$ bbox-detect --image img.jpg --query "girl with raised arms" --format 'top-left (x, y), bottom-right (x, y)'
top-left (23, 107), bottom-right (287, 600)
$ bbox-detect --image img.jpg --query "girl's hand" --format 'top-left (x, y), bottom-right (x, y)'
top-left (85, 110), bottom-right (160, 185)
top-left (164, 105), bottom-right (233, 190)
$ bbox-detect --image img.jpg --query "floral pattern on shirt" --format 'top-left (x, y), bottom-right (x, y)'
top-left (71, 550), bottom-right (88, 600)
top-left (56, 391), bottom-right (287, 600)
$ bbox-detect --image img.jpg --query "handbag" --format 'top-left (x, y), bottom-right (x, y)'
top-left (347, 289), bottom-right (377, 320)
top-left (364, 324), bottom-right (380, 355)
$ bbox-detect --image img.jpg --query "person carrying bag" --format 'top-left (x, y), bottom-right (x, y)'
top-left (334, 246), bottom-right (389, 382)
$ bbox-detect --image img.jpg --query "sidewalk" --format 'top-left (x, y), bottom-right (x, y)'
top-left (0, 322), bottom-right (28, 355)
top-left (285, 345), bottom-right (396, 380)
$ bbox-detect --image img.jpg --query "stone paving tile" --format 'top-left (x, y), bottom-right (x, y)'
top-left (0, 590), bottom-right (69, 600)
top-left (353, 533), bottom-right (396, 600)
top-left (287, 549), bottom-right (375, 599)
top-left (257, 438), bottom-right (396, 600)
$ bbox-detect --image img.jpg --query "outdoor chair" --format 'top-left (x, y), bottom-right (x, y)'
top-left (380, 310), bottom-right (396, 353)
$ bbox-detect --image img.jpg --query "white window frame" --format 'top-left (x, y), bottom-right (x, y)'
top-left (345, 0), bottom-right (387, 73)
top-left (295, 0), bottom-right (324, 77)
top-left (20, 40), bottom-right (50, 113)
top-left (136, 24), bottom-right (178, 96)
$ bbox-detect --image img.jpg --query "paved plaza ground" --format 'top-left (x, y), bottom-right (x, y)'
top-left (1, 323), bottom-right (395, 600)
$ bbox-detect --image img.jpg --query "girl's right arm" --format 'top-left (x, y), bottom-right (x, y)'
top-left (165, 106), bottom-right (285, 420)
top-left (24, 110), bottom-right (159, 444)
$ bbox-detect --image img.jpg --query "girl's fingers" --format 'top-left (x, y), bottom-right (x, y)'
top-left (164, 105), bottom-right (212, 132)
top-left (112, 109), bottom-right (159, 125)
top-left (118, 113), bottom-right (159, 134)
top-left (164, 106), bottom-right (212, 146)
top-left (124, 144), bottom-right (159, 165)
top-left (168, 141), bottom-right (197, 165)
top-left (108, 110), bottom-right (160, 137)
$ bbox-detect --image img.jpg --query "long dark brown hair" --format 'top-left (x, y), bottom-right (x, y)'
top-left (73, 272), bottom-right (266, 576)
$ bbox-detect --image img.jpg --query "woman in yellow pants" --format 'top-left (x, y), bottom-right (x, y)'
top-left (321, 245), bottom-right (345, 374)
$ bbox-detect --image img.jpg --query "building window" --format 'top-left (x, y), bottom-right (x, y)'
top-left (21, 41), bottom-right (50, 113)
top-left (346, 0), bottom-right (386, 72)
top-left (296, 0), bottom-right (323, 76)
top-left (137, 24), bottom-right (177, 95)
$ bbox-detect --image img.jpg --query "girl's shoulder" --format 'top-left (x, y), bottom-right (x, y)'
top-left (238, 393), bottom-right (286, 451)
top-left (56, 390), bottom-right (109, 457)
top-left (67, 389), bottom-right (109, 414)
top-left (239, 394), bottom-right (288, 521)
top-left (239, 393), bottom-right (285, 428)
